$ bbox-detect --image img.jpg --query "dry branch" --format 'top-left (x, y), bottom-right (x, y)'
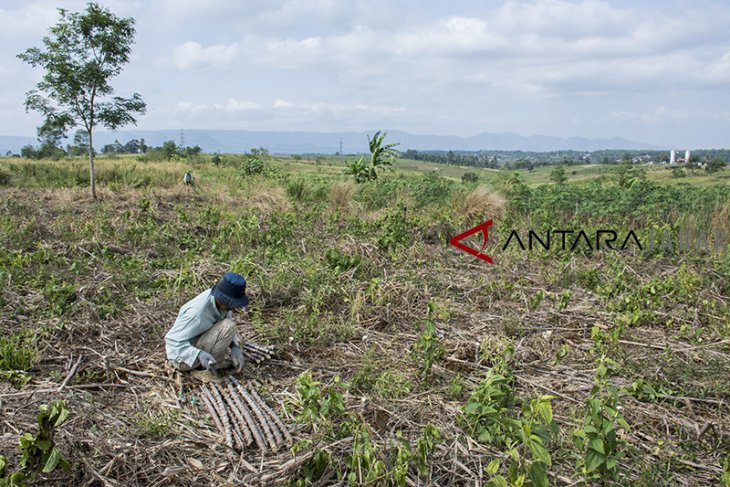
top-left (58, 354), bottom-right (83, 392)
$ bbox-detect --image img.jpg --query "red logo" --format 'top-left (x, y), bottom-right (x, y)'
top-left (450, 219), bottom-right (494, 263)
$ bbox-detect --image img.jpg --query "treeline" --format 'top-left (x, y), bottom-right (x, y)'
top-left (400, 149), bottom-right (500, 168)
top-left (137, 141), bottom-right (202, 161)
top-left (399, 148), bottom-right (730, 168)
top-left (17, 129), bottom-right (203, 161)
top-left (399, 149), bottom-right (599, 168)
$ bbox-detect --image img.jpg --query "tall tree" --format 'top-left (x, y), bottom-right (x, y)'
top-left (18, 3), bottom-right (145, 199)
top-left (550, 165), bottom-right (567, 185)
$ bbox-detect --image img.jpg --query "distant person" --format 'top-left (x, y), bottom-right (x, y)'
top-left (165, 272), bottom-right (248, 382)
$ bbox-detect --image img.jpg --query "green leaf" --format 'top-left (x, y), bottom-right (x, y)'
top-left (464, 402), bottom-right (479, 414)
top-left (488, 475), bottom-right (509, 487)
top-left (36, 439), bottom-right (52, 451)
top-left (485, 459), bottom-right (500, 475)
top-left (528, 461), bottom-right (549, 487)
top-left (589, 437), bottom-right (605, 454)
top-left (585, 450), bottom-right (604, 473)
top-left (528, 437), bottom-right (551, 466)
top-left (10, 471), bottom-right (26, 485)
top-left (53, 403), bottom-right (70, 427)
top-left (42, 447), bottom-right (63, 473)
top-left (18, 433), bottom-right (34, 449)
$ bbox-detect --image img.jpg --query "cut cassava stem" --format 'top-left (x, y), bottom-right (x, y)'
top-left (218, 385), bottom-right (254, 447)
top-left (227, 379), bottom-right (278, 452)
top-left (206, 384), bottom-right (235, 449)
top-left (215, 388), bottom-right (245, 450)
top-left (247, 385), bottom-right (292, 446)
top-left (198, 387), bottom-right (225, 438)
top-left (218, 381), bottom-right (268, 453)
top-left (230, 376), bottom-right (291, 447)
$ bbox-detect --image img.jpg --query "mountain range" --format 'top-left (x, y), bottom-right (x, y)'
top-left (0, 129), bottom-right (661, 155)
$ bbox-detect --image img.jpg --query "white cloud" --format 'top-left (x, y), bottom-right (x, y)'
top-left (172, 41), bottom-right (239, 70)
top-left (0, 4), bottom-right (64, 39)
top-left (273, 99), bottom-right (293, 108)
top-left (610, 106), bottom-right (691, 124)
top-left (3, 0), bottom-right (730, 147)
top-left (706, 50), bottom-right (730, 82)
top-left (175, 98), bottom-right (259, 115)
top-left (241, 0), bottom-right (730, 99)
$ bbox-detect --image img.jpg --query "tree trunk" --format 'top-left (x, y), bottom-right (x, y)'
top-left (88, 130), bottom-right (96, 200)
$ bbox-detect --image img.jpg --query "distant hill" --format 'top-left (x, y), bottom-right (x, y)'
top-left (0, 129), bottom-right (660, 155)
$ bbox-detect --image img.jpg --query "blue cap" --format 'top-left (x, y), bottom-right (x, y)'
top-left (211, 272), bottom-right (249, 308)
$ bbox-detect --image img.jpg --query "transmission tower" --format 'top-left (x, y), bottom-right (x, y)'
top-left (339, 137), bottom-right (343, 156)
top-left (179, 129), bottom-right (185, 148)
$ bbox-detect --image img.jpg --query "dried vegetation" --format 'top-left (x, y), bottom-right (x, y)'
top-left (0, 159), bottom-right (729, 486)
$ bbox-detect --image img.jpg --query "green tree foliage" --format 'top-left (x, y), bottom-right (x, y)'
top-left (706, 157), bottom-right (727, 173)
top-left (461, 172), bottom-right (479, 183)
top-left (240, 147), bottom-right (269, 175)
top-left (161, 141), bottom-right (178, 160)
top-left (139, 141), bottom-right (203, 161)
top-left (66, 129), bottom-right (91, 157)
top-left (346, 131), bottom-right (398, 183)
top-left (17, 3), bottom-right (146, 199)
top-left (102, 140), bottom-right (123, 155)
top-left (550, 165), bottom-right (567, 185)
top-left (20, 146), bottom-right (38, 159)
top-left (614, 161), bottom-right (646, 188)
top-left (514, 159), bottom-right (535, 172)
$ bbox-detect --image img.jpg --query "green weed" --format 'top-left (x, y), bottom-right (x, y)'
top-left (412, 317), bottom-right (444, 380)
top-left (0, 401), bottom-right (71, 486)
top-left (573, 356), bottom-right (630, 480)
top-left (287, 371), bottom-right (346, 426)
top-left (133, 406), bottom-right (178, 438)
top-left (0, 330), bottom-right (38, 373)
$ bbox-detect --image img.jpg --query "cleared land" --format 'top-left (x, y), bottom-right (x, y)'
top-left (0, 155), bottom-right (728, 486)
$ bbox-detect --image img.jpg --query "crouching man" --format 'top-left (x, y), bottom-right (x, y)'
top-left (165, 272), bottom-right (249, 382)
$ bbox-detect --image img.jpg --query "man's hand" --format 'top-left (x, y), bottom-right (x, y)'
top-left (230, 345), bottom-right (246, 372)
top-left (198, 350), bottom-right (217, 372)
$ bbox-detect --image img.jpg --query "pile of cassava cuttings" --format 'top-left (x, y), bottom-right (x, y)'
top-left (240, 342), bottom-right (274, 364)
top-left (198, 376), bottom-right (292, 453)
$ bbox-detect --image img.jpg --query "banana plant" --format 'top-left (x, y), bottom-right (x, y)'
top-left (346, 131), bottom-right (398, 182)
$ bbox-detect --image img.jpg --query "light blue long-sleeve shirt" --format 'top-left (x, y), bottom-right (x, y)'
top-left (165, 288), bottom-right (238, 367)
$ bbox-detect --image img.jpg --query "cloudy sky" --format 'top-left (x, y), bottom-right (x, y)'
top-left (1, 0), bottom-right (729, 148)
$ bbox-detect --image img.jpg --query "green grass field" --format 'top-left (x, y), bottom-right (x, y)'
top-left (0, 154), bottom-right (728, 486)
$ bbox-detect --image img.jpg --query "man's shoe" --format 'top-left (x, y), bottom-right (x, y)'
top-left (191, 369), bottom-right (225, 383)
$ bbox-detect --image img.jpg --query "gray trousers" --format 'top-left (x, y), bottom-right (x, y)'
top-left (175, 318), bottom-right (238, 371)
